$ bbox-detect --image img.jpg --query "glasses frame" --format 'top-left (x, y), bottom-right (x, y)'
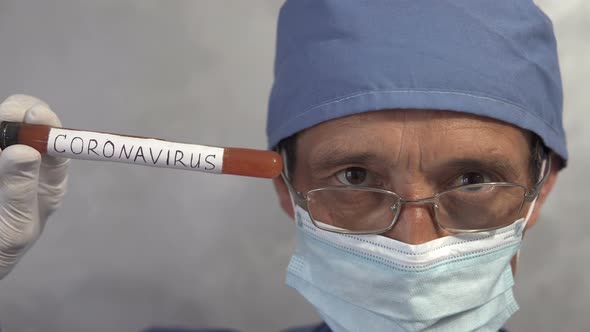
top-left (281, 153), bottom-right (551, 235)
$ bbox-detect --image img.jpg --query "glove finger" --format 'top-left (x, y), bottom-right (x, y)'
top-left (24, 103), bottom-right (68, 167)
top-left (0, 94), bottom-right (49, 123)
top-left (23, 104), bottom-right (69, 221)
top-left (0, 145), bottom-right (42, 251)
top-left (23, 101), bottom-right (62, 127)
top-left (36, 171), bottom-right (67, 223)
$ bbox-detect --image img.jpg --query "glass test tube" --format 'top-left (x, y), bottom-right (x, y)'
top-left (0, 122), bottom-right (283, 179)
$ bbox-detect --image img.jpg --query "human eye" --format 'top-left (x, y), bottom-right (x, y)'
top-left (448, 171), bottom-right (494, 191)
top-left (335, 167), bottom-right (377, 186)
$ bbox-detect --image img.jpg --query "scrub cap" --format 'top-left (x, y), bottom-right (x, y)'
top-left (266, 0), bottom-right (567, 162)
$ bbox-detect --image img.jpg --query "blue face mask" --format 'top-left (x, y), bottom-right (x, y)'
top-left (286, 203), bottom-right (535, 332)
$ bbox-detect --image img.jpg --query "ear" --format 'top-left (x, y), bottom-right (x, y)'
top-left (524, 153), bottom-right (561, 231)
top-left (512, 153), bottom-right (561, 275)
top-left (272, 176), bottom-right (295, 219)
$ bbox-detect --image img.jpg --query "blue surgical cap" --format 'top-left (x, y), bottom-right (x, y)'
top-left (266, 0), bottom-right (567, 163)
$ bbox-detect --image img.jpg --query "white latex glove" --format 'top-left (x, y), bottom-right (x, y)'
top-left (0, 95), bottom-right (69, 279)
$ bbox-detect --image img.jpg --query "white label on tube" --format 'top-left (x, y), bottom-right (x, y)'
top-left (47, 128), bottom-right (224, 174)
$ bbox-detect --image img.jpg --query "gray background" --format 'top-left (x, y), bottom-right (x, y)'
top-left (0, 1), bottom-right (587, 331)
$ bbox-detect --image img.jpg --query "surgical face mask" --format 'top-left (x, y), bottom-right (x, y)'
top-left (286, 200), bottom-right (537, 332)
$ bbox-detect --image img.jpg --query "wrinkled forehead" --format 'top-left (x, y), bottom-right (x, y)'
top-left (294, 109), bottom-right (533, 174)
top-left (299, 109), bottom-right (531, 143)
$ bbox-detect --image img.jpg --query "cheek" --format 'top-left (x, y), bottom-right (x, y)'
top-left (523, 207), bottom-right (541, 232)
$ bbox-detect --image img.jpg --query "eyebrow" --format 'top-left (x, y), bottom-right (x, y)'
top-left (309, 150), bottom-right (384, 173)
top-left (438, 158), bottom-right (521, 179)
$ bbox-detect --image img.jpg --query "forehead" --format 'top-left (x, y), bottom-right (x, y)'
top-left (296, 109), bottom-right (531, 169)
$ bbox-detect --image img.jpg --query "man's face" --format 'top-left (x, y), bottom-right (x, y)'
top-left (280, 109), bottom-right (548, 245)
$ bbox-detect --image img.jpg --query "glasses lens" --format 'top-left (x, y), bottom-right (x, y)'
top-left (436, 184), bottom-right (527, 231)
top-left (307, 188), bottom-right (399, 232)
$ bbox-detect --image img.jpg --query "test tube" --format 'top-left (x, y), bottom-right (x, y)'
top-left (0, 121), bottom-right (283, 179)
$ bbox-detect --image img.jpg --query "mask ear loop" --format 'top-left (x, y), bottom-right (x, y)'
top-left (515, 157), bottom-right (548, 264)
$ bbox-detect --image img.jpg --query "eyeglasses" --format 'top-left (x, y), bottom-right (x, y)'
top-left (282, 158), bottom-right (550, 235)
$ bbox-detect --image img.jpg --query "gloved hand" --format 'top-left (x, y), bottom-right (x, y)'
top-left (0, 95), bottom-right (69, 279)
